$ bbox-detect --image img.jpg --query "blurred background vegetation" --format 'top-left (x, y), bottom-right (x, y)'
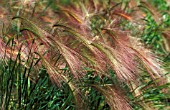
top-left (0, 0), bottom-right (170, 110)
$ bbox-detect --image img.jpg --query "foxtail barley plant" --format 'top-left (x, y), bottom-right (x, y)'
top-left (0, 0), bottom-right (170, 110)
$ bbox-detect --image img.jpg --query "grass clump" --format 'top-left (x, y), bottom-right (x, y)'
top-left (0, 0), bottom-right (170, 110)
